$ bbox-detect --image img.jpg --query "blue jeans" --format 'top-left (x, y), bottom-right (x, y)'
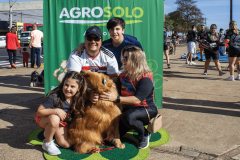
top-left (31, 47), bottom-right (41, 67)
top-left (219, 46), bottom-right (226, 56)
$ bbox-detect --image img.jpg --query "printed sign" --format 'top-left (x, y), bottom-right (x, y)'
top-left (43, 0), bottom-right (164, 108)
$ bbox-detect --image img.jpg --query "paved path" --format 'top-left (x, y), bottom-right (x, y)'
top-left (0, 45), bottom-right (240, 160)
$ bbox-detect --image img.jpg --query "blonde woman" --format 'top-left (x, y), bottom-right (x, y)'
top-left (224, 21), bottom-right (240, 81)
top-left (101, 46), bottom-right (158, 149)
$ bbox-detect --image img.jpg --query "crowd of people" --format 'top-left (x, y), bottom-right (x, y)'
top-left (6, 16), bottom-right (239, 156)
top-left (164, 21), bottom-right (240, 81)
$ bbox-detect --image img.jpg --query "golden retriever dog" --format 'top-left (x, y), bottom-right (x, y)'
top-left (68, 70), bottom-right (125, 154)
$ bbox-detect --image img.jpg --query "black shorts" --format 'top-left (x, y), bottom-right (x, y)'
top-left (228, 50), bottom-right (240, 57)
top-left (204, 49), bottom-right (219, 60)
top-left (164, 44), bottom-right (168, 50)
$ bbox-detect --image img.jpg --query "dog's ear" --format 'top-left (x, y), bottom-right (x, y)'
top-left (81, 70), bottom-right (90, 78)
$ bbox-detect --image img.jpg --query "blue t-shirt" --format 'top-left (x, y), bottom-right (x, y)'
top-left (102, 34), bottom-right (143, 69)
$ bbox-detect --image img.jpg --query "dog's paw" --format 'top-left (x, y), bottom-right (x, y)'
top-left (30, 82), bottom-right (33, 87)
top-left (115, 143), bottom-right (125, 149)
top-left (91, 147), bottom-right (100, 153)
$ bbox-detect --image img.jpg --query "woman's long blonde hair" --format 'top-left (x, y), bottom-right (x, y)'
top-left (229, 21), bottom-right (238, 35)
top-left (121, 45), bottom-right (152, 81)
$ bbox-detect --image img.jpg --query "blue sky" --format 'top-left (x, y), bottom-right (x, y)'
top-left (2, 0), bottom-right (240, 32)
top-left (165, 0), bottom-right (240, 32)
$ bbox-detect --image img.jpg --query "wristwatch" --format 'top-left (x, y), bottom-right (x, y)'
top-left (116, 96), bottom-right (120, 103)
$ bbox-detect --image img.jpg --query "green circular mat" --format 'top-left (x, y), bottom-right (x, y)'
top-left (28, 128), bottom-right (170, 160)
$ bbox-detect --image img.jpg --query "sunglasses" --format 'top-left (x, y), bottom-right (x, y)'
top-left (122, 56), bottom-right (128, 61)
top-left (87, 36), bottom-right (101, 42)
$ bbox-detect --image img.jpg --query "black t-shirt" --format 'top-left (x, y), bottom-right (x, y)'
top-left (203, 32), bottom-right (219, 51)
top-left (225, 29), bottom-right (240, 54)
top-left (164, 31), bottom-right (167, 44)
top-left (187, 30), bottom-right (196, 42)
top-left (203, 32), bottom-right (219, 43)
top-left (42, 94), bottom-right (72, 113)
top-left (198, 30), bottom-right (206, 39)
top-left (116, 73), bottom-right (155, 108)
top-left (171, 33), bottom-right (178, 39)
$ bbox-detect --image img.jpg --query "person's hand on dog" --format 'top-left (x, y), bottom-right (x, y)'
top-left (57, 109), bottom-right (67, 121)
top-left (89, 92), bottom-right (99, 104)
top-left (100, 91), bottom-right (117, 102)
top-left (72, 43), bottom-right (84, 54)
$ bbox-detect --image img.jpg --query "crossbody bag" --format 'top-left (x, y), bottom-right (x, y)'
top-left (130, 81), bottom-right (162, 133)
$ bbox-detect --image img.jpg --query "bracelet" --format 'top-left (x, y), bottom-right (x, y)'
top-left (56, 108), bottom-right (58, 115)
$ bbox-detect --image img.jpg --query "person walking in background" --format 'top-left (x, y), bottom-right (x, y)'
top-left (171, 30), bottom-right (179, 55)
top-left (198, 25), bottom-right (206, 61)
top-left (21, 48), bottom-right (30, 68)
top-left (186, 25), bottom-right (197, 65)
top-left (202, 24), bottom-right (226, 76)
top-left (29, 24), bottom-right (43, 68)
top-left (5, 26), bottom-right (21, 69)
top-left (218, 28), bottom-right (226, 56)
top-left (164, 27), bottom-right (171, 68)
top-left (224, 21), bottom-right (240, 81)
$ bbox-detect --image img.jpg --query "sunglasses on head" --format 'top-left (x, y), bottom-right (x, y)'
top-left (122, 45), bottom-right (138, 53)
top-left (87, 36), bottom-right (101, 42)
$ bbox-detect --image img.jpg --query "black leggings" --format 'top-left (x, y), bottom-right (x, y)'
top-left (119, 105), bottom-right (158, 141)
top-left (7, 49), bottom-right (17, 65)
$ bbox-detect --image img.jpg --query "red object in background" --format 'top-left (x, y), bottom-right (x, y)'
top-left (6, 32), bottom-right (21, 50)
top-left (23, 23), bottom-right (43, 31)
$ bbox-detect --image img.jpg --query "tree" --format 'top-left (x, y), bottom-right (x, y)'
top-left (175, 0), bottom-right (205, 31)
top-left (164, 14), bottom-right (174, 32)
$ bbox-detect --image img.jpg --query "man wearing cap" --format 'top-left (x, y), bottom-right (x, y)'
top-left (67, 26), bottom-right (119, 80)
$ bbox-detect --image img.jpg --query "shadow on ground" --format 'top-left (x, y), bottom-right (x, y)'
top-left (163, 97), bottom-right (240, 117)
top-left (0, 74), bottom-right (44, 93)
top-left (0, 73), bottom-right (45, 152)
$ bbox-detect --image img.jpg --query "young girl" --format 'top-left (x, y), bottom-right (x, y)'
top-left (21, 48), bottom-right (30, 68)
top-left (35, 71), bottom-right (87, 155)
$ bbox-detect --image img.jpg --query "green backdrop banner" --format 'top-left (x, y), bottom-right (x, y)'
top-left (43, 0), bottom-right (164, 108)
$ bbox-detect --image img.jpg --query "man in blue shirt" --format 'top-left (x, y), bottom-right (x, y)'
top-left (102, 17), bottom-right (143, 69)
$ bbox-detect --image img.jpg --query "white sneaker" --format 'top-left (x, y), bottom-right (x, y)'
top-left (225, 76), bottom-right (235, 81)
top-left (174, 52), bottom-right (176, 55)
top-left (42, 140), bottom-right (61, 155)
top-left (189, 62), bottom-right (196, 65)
top-left (203, 71), bottom-right (207, 75)
top-left (235, 75), bottom-right (240, 80)
top-left (138, 131), bottom-right (151, 149)
top-left (185, 61), bottom-right (189, 64)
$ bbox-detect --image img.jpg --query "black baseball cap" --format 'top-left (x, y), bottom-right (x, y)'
top-left (85, 26), bottom-right (102, 38)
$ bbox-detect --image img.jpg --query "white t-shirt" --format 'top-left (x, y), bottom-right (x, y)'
top-left (31, 30), bottom-right (43, 48)
top-left (67, 46), bottom-right (119, 74)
